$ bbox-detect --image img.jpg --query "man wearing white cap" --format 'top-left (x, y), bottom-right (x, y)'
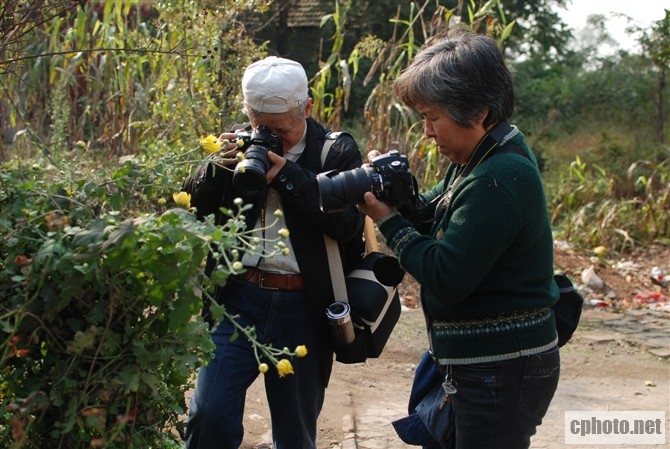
top-left (181, 56), bottom-right (365, 449)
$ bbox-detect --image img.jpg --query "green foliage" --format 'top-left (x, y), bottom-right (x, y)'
top-left (1, 121), bottom-right (311, 446)
top-left (0, 141), bottom-right (305, 447)
top-left (513, 11), bottom-right (670, 251)
top-left (1, 2), bottom-right (669, 445)
top-left (546, 147), bottom-right (670, 251)
top-left (0, 135), bottom-right (214, 447)
top-left (1, 0), bottom-right (266, 159)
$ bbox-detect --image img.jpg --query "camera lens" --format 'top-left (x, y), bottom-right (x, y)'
top-left (317, 167), bottom-right (380, 213)
top-left (232, 126), bottom-right (282, 196)
top-left (233, 145), bottom-right (271, 195)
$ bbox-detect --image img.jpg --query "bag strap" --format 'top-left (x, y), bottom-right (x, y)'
top-left (324, 235), bottom-right (348, 302)
top-left (320, 131), bottom-right (378, 302)
top-left (321, 131), bottom-right (349, 303)
top-left (320, 131), bottom-right (350, 167)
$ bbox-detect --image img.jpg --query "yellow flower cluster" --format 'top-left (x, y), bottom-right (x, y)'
top-left (256, 345), bottom-right (306, 377)
top-left (200, 134), bottom-right (223, 154)
top-left (173, 191), bottom-right (191, 209)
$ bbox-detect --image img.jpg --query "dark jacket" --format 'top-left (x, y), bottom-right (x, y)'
top-left (182, 117), bottom-right (365, 386)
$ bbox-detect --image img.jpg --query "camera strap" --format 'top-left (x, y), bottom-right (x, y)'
top-left (433, 120), bottom-right (519, 218)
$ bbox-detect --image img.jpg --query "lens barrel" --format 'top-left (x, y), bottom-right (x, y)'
top-left (326, 301), bottom-right (355, 346)
top-left (317, 167), bottom-right (379, 213)
top-left (233, 145), bottom-right (271, 195)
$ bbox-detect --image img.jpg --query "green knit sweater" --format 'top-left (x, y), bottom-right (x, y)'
top-left (378, 130), bottom-right (559, 364)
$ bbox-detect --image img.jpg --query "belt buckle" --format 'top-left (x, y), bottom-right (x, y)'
top-left (258, 272), bottom-right (279, 290)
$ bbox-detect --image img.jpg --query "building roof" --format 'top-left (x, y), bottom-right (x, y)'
top-left (286, 0), bottom-right (332, 28)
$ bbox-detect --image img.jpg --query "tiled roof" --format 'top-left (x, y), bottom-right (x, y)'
top-left (286, 0), bottom-right (333, 28)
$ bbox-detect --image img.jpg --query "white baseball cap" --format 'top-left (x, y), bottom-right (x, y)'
top-left (242, 56), bottom-right (309, 114)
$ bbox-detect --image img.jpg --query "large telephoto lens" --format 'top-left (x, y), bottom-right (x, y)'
top-left (317, 167), bottom-right (379, 213)
top-left (233, 145), bottom-right (271, 196)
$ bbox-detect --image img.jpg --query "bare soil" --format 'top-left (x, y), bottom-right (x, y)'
top-left (238, 244), bottom-right (670, 448)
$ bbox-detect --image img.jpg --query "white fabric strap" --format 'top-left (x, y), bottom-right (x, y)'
top-left (320, 132), bottom-right (380, 304)
top-left (320, 131), bottom-right (341, 167)
top-left (322, 132), bottom-right (348, 302)
top-left (324, 235), bottom-right (348, 302)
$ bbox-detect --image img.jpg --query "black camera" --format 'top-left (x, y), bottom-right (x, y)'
top-left (232, 126), bottom-right (282, 195)
top-left (317, 150), bottom-right (418, 213)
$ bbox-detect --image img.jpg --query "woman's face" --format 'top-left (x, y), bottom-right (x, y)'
top-left (416, 102), bottom-right (487, 165)
top-left (249, 99), bottom-right (312, 153)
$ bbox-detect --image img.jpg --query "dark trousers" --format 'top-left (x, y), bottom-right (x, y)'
top-left (184, 278), bottom-right (324, 449)
top-left (450, 345), bottom-right (560, 449)
top-left (396, 346), bottom-right (560, 449)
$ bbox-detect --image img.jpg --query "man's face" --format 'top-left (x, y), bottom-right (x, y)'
top-left (249, 99), bottom-right (312, 154)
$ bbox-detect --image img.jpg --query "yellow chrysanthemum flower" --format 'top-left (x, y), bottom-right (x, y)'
top-left (200, 134), bottom-right (223, 154)
top-left (295, 345), bottom-right (308, 358)
top-left (232, 261), bottom-right (244, 272)
top-left (276, 359), bottom-right (294, 377)
top-left (593, 246), bottom-right (608, 257)
top-left (173, 191), bottom-right (191, 209)
top-left (278, 228), bottom-right (290, 239)
top-left (258, 363), bottom-right (269, 374)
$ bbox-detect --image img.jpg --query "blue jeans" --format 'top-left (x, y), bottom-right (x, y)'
top-left (450, 346), bottom-right (560, 449)
top-left (184, 278), bottom-right (324, 449)
top-left (394, 347), bottom-right (560, 449)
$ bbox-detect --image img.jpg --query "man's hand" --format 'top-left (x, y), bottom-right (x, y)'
top-left (211, 132), bottom-right (245, 167)
top-left (266, 150), bottom-right (286, 183)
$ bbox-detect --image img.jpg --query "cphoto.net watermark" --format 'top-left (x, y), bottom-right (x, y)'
top-left (565, 411), bottom-right (666, 445)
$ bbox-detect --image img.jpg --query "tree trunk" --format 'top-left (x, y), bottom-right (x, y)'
top-left (657, 67), bottom-right (666, 144)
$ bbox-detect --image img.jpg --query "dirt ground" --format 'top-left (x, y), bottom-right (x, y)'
top-left (237, 244), bottom-right (670, 448)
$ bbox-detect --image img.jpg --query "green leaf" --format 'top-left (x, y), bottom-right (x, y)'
top-left (119, 365), bottom-right (140, 393)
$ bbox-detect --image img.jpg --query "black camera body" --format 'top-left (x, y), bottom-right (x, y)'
top-left (317, 150), bottom-right (418, 213)
top-left (232, 126), bottom-right (283, 195)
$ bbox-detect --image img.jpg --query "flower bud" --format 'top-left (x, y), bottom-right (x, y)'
top-left (295, 345), bottom-right (308, 357)
top-left (276, 359), bottom-right (294, 377)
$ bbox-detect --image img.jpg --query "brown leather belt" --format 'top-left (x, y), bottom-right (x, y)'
top-left (239, 267), bottom-right (304, 291)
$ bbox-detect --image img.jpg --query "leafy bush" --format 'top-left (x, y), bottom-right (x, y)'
top-left (0, 145), bottom-right (211, 447)
top-left (0, 144), bottom-right (304, 447)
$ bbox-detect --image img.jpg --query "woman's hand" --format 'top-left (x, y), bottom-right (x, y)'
top-left (367, 150), bottom-right (382, 162)
top-left (359, 191), bottom-right (395, 222)
top-left (359, 151), bottom-right (396, 220)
